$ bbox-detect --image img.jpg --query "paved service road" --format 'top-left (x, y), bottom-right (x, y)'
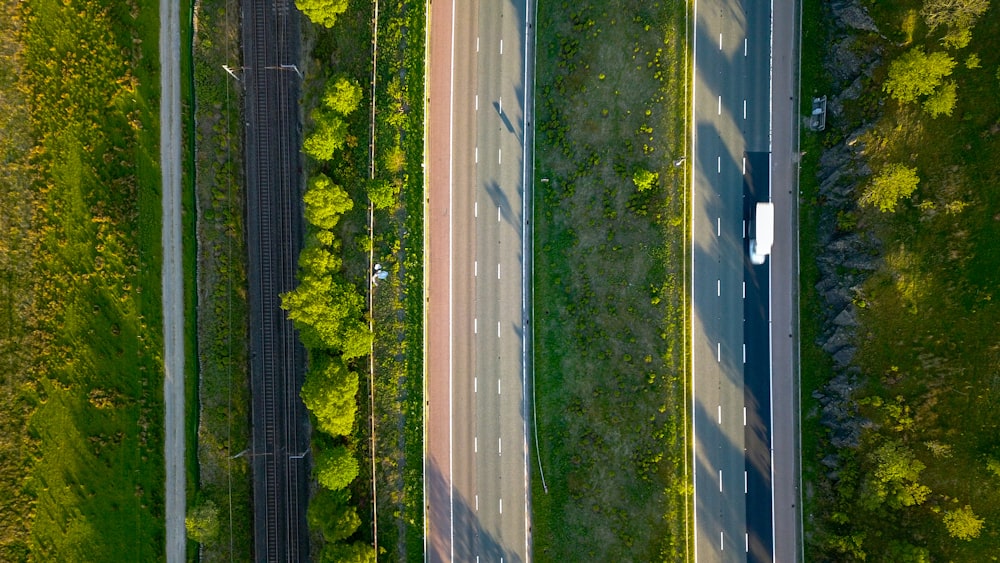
top-left (426, 0), bottom-right (535, 561)
top-left (690, 0), bottom-right (802, 559)
top-left (769, 0), bottom-right (804, 559)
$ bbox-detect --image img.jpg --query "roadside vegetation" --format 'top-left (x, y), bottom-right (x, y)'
top-left (532, 1), bottom-right (689, 560)
top-left (0, 0), bottom-right (165, 559)
top-left (285, 0), bottom-right (426, 558)
top-left (800, 0), bottom-right (1000, 559)
top-left (361, 0), bottom-right (426, 558)
top-left (190, 0), bottom-right (254, 558)
top-left (287, 5), bottom-right (376, 554)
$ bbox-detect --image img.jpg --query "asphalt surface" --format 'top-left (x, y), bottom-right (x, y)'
top-left (426, 0), bottom-right (535, 561)
top-left (690, 0), bottom-right (780, 559)
top-left (159, 0), bottom-right (184, 557)
top-left (768, 0), bottom-right (805, 559)
top-left (241, 0), bottom-right (310, 560)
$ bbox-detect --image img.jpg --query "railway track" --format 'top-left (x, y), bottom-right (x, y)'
top-left (242, 0), bottom-right (308, 559)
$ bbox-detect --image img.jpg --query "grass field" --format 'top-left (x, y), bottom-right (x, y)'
top-left (531, 1), bottom-right (690, 560)
top-left (191, 0), bottom-right (254, 558)
top-left (0, 0), bottom-right (167, 559)
top-left (800, 1), bottom-right (1000, 559)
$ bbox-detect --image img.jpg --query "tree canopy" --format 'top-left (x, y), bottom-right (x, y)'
top-left (303, 111), bottom-right (348, 161)
top-left (633, 168), bottom-right (658, 192)
top-left (300, 353), bottom-right (358, 437)
top-left (319, 541), bottom-right (378, 563)
top-left (860, 164), bottom-right (920, 213)
top-left (943, 505), bottom-right (984, 540)
top-left (323, 77), bottom-right (364, 116)
top-left (921, 0), bottom-right (990, 32)
top-left (304, 174), bottom-right (353, 230)
top-left (315, 444), bottom-right (360, 492)
top-left (295, 0), bottom-right (350, 28)
top-left (883, 48), bottom-right (956, 105)
top-left (863, 440), bottom-right (931, 509)
top-left (307, 489), bottom-right (361, 543)
top-left (923, 80), bottom-right (957, 118)
top-left (185, 501), bottom-right (220, 544)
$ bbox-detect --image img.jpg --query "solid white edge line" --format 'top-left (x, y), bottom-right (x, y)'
top-left (690, 0), bottom-right (700, 558)
top-left (448, 0), bottom-right (456, 557)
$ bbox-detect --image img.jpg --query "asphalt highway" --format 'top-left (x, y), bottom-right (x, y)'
top-left (426, 0), bottom-right (534, 561)
top-left (690, 0), bottom-right (779, 560)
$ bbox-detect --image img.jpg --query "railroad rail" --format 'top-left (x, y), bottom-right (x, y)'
top-left (241, 0), bottom-right (309, 559)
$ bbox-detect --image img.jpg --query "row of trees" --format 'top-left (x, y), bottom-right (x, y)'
top-left (282, 71), bottom-right (375, 562)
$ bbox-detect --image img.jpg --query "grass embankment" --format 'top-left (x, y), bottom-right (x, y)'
top-left (532, 1), bottom-right (689, 560)
top-left (361, 0), bottom-right (426, 559)
top-left (801, 1), bottom-right (1000, 559)
top-left (190, 0), bottom-right (253, 558)
top-left (0, 0), bottom-right (165, 559)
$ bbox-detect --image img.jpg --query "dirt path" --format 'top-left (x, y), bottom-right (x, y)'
top-left (159, 0), bottom-right (185, 560)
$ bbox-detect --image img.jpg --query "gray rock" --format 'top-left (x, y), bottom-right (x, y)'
top-left (832, 307), bottom-right (859, 327)
top-left (823, 286), bottom-right (852, 310)
top-left (833, 346), bottom-right (857, 366)
top-left (821, 326), bottom-right (853, 355)
top-left (832, 1), bottom-right (879, 33)
top-left (821, 454), bottom-right (841, 469)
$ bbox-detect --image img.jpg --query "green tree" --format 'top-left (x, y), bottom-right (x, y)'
top-left (921, 0), bottom-right (989, 32)
top-left (863, 439), bottom-right (931, 509)
top-left (300, 353), bottom-right (358, 437)
top-left (923, 80), bottom-right (957, 118)
top-left (303, 111), bottom-right (348, 161)
top-left (633, 168), bottom-right (658, 192)
top-left (943, 504), bottom-right (984, 540)
top-left (367, 179), bottom-right (399, 211)
top-left (307, 489), bottom-right (361, 542)
top-left (295, 0), bottom-right (350, 28)
top-left (320, 541), bottom-right (377, 563)
top-left (886, 540), bottom-right (931, 562)
top-left (185, 501), bottom-right (219, 544)
top-left (883, 48), bottom-right (956, 104)
top-left (304, 174), bottom-right (353, 229)
top-left (281, 271), bottom-right (371, 352)
top-left (860, 164), bottom-right (920, 212)
top-left (324, 77), bottom-right (364, 116)
top-left (315, 445), bottom-right (360, 491)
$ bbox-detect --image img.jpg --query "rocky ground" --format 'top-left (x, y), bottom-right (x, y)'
top-left (806, 0), bottom-right (887, 462)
